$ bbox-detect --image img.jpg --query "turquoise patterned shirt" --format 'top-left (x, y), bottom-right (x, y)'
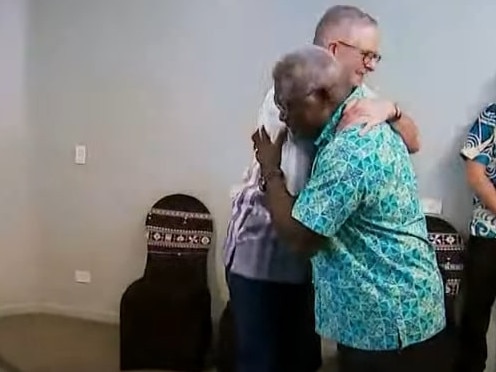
top-left (461, 103), bottom-right (496, 238)
top-left (292, 87), bottom-right (446, 351)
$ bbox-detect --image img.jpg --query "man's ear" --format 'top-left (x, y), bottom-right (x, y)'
top-left (327, 42), bottom-right (338, 56)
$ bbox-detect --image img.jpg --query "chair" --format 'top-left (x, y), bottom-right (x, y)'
top-left (425, 213), bottom-right (465, 327)
top-left (120, 194), bottom-right (214, 371)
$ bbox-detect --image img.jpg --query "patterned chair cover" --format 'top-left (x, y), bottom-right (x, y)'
top-left (425, 213), bottom-right (465, 326)
top-left (120, 194), bottom-right (214, 371)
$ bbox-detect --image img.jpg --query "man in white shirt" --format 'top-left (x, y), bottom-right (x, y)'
top-left (223, 5), bottom-right (420, 372)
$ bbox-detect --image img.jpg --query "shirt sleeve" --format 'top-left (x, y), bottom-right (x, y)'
top-left (461, 104), bottom-right (496, 166)
top-left (257, 85), bottom-right (285, 141)
top-left (291, 136), bottom-right (365, 237)
top-left (240, 86), bottom-right (285, 184)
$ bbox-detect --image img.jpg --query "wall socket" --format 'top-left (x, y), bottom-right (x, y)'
top-left (75, 270), bottom-right (91, 284)
top-left (74, 145), bottom-right (87, 165)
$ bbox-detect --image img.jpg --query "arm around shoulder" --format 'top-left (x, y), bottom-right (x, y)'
top-left (391, 111), bottom-right (420, 154)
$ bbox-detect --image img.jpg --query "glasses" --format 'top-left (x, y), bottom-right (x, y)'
top-left (335, 40), bottom-right (382, 65)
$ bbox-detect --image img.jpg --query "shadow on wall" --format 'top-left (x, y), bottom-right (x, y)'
top-left (436, 129), bottom-right (473, 238)
top-left (478, 73), bottom-right (496, 107)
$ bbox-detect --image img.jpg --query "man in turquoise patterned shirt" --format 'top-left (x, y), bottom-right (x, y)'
top-left (252, 46), bottom-right (448, 372)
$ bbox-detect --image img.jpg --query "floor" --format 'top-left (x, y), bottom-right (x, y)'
top-left (0, 314), bottom-right (121, 372)
top-left (0, 314), bottom-right (338, 372)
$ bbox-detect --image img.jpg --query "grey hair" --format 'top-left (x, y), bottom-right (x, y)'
top-left (313, 5), bottom-right (377, 47)
top-left (272, 45), bottom-right (348, 106)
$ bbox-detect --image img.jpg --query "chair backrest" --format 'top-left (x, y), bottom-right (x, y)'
top-left (425, 213), bottom-right (465, 297)
top-left (145, 193), bottom-right (214, 255)
top-left (120, 193), bottom-right (214, 371)
top-left (144, 193), bottom-right (214, 282)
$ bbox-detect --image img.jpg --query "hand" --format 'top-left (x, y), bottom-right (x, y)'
top-left (338, 98), bottom-right (396, 135)
top-left (251, 126), bottom-right (287, 174)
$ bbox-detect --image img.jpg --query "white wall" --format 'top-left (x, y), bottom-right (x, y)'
top-left (0, 1), bottom-right (491, 360)
top-left (25, 0), bottom-right (486, 321)
top-left (24, 0), bottom-right (325, 321)
top-left (0, 0), bottom-right (40, 313)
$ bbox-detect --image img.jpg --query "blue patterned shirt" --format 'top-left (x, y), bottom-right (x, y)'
top-left (292, 87), bottom-right (446, 351)
top-left (461, 103), bottom-right (496, 238)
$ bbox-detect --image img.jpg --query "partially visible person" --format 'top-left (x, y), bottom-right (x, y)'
top-left (223, 5), bottom-right (421, 372)
top-left (252, 45), bottom-right (449, 372)
top-left (458, 103), bottom-right (496, 372)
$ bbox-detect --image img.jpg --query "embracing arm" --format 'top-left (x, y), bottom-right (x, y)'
top-left (256, 131), bottom-right (364, 257)
top-left (391, 110), bottom-right (420, 154)
top-left (340, 98), bottom-right (420, 154)
top-left (466, 160), bottom-right (496, 215)
top-left (263, 172), bottom-right (325, 258)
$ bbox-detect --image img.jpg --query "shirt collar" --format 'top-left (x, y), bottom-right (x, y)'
top-left (314, 85), bottom-right (366, 148)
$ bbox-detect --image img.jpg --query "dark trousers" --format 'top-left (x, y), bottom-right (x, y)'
top-left (227, 272), bottom-right (322, 372)
top-left (458, 235), bottom-right (496, 372)
top-left (338, 329), bottom-right (452, 372)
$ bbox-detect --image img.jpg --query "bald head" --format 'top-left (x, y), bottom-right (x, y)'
top-left (313, 5), bottom-right (377, 47)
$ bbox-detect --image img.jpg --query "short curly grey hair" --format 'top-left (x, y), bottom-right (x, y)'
top-left (272, 45), bottom-right (349, 108)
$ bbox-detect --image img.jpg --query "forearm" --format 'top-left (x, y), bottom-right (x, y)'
top-left (468, 172), bottom-right (496, 215)
top-left (264, 174), bottom-right (321, 257)
top-left (264, 176), bottom-right (301, 246)
top-left (392, 112), bottom-right (420, 154)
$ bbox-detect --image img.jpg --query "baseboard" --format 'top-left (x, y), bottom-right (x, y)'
top-left (0, 302), bottom-right (119, 324)
top-left (0, 303), bottom-right (41, 317)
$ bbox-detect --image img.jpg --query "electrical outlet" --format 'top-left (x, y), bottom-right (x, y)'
top-left (75, 145), bottom-right (87, 165)
top-left (75, 270), bottom-right (91, 284)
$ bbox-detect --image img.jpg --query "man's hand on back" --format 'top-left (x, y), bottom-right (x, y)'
top-left (338, 98), bottom-right (395, 135)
